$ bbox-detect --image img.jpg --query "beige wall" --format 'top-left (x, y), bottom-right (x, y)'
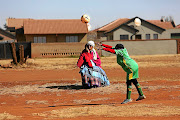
top-left (25, 33), bottom-right (87, 43)
top-left (31, 42), bottom-right (86, 58)
top-left (101, 40), bottom-right (177, 56)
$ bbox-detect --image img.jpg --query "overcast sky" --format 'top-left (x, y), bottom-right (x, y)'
top-left (0, 0), bottom-right (180, 29)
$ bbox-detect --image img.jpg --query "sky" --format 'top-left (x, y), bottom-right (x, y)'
top-left (0, 0), bottom-right (180, 29)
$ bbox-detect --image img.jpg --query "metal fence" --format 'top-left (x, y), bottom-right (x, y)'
top-left (0, 42), bottom-right (31, 59)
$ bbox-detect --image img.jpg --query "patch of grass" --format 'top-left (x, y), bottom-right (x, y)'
top-left (32, 104), bottom-right (180, 119)
top-left (0, 112), bottom-right (21, 120)
top-left (26, 100), bottom-right (48, 104)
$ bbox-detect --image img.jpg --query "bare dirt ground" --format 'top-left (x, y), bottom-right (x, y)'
top-left (0, 54), bottom-right (180, 120)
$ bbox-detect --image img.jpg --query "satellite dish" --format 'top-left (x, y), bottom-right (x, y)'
top-left (134, 18), bottom-right (141, 27)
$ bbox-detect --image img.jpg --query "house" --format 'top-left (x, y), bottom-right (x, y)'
top-left (6, 18), bottom-right (88, 43)
top-left (95, 17), bottom-right (180, 40)
top-left (0, 28), bottom-right (16, 43)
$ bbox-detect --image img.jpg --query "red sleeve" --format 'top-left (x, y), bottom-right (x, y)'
top-left (103, 48), bottom-right (116, 54)
top-left (77, 54), bottom-right (84, 68)
top-left (102, 44), bottom-right (113, 48)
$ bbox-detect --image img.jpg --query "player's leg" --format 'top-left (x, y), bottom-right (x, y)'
top-left (121, 73), bottom-right (133, 104)
top-left (126, 79), bottom-right (132, 99)
top-left (131, 66), bottom-right (146, 101)
top-left (132, 79), bottom-right (144, 96)
top-left (132, 79), bottom-right (146, 101)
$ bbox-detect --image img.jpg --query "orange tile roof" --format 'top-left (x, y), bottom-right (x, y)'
top-left (98, 18), bottom-right (130, 32)
top-left (24, 19), bottom-right (88, 34)
top-left (147, 20), bottom-right (174, 29)
top-left (6, 18), bottom-right (33, 29)
top-left (176, 24), bottom-right (180, 28)
top-left (96, 18), bottom-right (175, 33)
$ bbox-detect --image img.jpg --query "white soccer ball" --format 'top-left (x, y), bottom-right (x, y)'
top-left (134, 18), bottom-right (141, 27)
top-left (81, 14), bottom-right (90, 23)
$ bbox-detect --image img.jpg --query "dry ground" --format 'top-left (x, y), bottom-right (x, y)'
top-left (0, 54), bottom-right (180, 120)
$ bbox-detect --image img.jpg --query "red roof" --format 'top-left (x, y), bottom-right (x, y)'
top-left (176, 24), bottom-right (180, 28)
top-left (98, 18), bottom-right (130, 32)
top-left (147, 20), bottom-right (174, 29)
top-left (6, 18), bottom-right (33, 29)
top-left (24, 19), bottom-right (88, 34)
top-left (96, 18), bottom-right (175, 33)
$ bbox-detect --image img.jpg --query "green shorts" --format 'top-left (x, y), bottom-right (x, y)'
top-left (126, 66), bottom-right (139, 81)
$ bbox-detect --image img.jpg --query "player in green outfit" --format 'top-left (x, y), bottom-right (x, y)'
top-left (98, 43), bottom-right (146, 104)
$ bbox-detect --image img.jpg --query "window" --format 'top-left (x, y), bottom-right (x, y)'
top-left (146, 34), bottom-right (150, 39)
top-left (135, 34), bottom-right (142, 39)
top-left (34, 37), bottom-right (46, 43)
top-left (66, 36), bottom-right (78, 42)
top-left (171, 33), bottom-right (180, 39)
top-left (153, 34), bottom-right (158, 39)
top-left (108, 35), bottom-right (113, 40)
top-left (120, 35), bottom-right (129, 40)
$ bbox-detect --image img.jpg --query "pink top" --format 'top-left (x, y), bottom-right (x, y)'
top-left (90, 51), bottom-right (101, 67)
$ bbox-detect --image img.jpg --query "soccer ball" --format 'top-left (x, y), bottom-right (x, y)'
top-left (81, 14), bottom-right (90, 23)
top-left (134, 18), bottom-right (141, 27)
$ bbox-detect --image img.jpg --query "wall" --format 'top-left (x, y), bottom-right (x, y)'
top-left (25, 33), bottom-right (87, 43)
top-left (16, 28), bottom-right (26, 42)
top-left (31, 42), bottom-right (85, 58)
top-left (101, 40), bottom-right (177, 56)
top-left (25, 34), bottom-right (56, 42)
top-left (113, 25), bottom-right (135, 40)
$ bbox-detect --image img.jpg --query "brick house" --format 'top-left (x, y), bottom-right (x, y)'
top-left (95, 17), bottom-right (180, 40)
top-left (6, 18), bottom-right (88, 43)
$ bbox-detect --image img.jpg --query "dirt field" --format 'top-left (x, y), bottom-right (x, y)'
top-left (0, 54), bottom-right (180, 120)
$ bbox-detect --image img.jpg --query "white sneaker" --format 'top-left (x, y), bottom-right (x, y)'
top-left (136, 95), bottom-right (146, 101)
top-left (121, 99), bottom-right (132, 104)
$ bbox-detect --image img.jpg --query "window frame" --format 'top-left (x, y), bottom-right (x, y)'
top-left (33, 36), bottom-right (46, 43)
top-left (120, 35), bottom-right (129, 40)
top-left (146, 34), bottom-right (150, 40)
top-left (153, 34), bottom-right (158, 39)
top-left (66, 36), bottom-right (78, 42)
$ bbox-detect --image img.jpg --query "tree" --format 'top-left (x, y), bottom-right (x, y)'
top-left (4, 23), bottom-right (8, 30)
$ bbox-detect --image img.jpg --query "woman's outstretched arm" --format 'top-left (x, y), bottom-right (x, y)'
top-left (102, 48), bottom-right (115, 54)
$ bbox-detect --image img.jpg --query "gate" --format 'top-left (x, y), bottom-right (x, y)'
top-left (0, 42), bottom-right (31, 59)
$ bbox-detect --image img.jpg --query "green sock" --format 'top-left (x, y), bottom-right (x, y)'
top-left (127, 85), bottom-right (132, 99)
top-left (135, 83), bottom-right (144, 96)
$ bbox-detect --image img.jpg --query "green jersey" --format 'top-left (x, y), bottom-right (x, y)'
top-left (115, 48), bottom-right (139, 79)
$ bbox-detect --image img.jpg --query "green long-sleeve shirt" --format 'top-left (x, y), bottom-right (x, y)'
top-left (115, 48), bottom-right (138, 74)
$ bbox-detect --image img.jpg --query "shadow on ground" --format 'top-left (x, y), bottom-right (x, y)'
top-left (45, 85), bottom-right (83, 90)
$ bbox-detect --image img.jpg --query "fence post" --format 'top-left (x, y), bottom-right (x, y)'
top-left (19, 45), bottom-right (25, 64)
top-left (3, 44), bottom-right (6, 59)
top-left (177, 39), bottom-right (180, 54)
top-left (11, 42), bottom-right (18, 64)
